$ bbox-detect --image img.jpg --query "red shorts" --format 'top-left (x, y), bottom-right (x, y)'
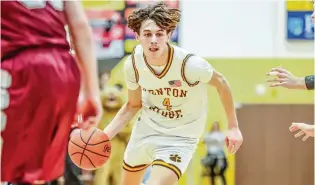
top-left (1, 47), bottom-right (81, 183)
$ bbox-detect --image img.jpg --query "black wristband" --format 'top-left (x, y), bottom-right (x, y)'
top-left (304, 75), bottom-right (314, 90)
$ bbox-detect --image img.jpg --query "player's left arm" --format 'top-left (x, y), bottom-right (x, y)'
top-left (185, 56), bottom-right (243, 153)
top-left (207, 70), bottom-right (238, 128)
top-left (207, 68), bottom-right (243, 154)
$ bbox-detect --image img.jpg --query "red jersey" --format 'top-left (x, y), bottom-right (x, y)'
top-left (1, 1), bottom-right (70, 60)
top-left (1, 1), bottom-right (79, 183)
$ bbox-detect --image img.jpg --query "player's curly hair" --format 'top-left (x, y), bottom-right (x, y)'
top-left (127, 2), bottom-right (181, 34)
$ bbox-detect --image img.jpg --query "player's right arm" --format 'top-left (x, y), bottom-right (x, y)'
top-left (64, 1), bottom-right (102, 128)
top-left (103, 56), bottom-right (142, 140)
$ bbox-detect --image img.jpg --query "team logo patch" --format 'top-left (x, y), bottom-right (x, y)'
top-left (169, 154), bottom-right (181, 163)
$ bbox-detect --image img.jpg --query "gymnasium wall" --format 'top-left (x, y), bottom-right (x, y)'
top-left (180, 1), bottom-right (313, 185)
top-left (180, 1), bottom-right (314, 185)
top-left (180, 0), bottom-right (314, 58)
top-left (107, 1), bottom-right (314, 185)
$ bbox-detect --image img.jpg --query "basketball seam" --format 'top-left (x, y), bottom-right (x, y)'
top-left (82, 140), bottom-right (109, 146)
top-left (71, 152), bottom-right (96, 168)
top-left (79, 128), bottom-right (97, 168)
top-left (69, 140), bottom-right (110, 158)
top-left (77, 133), bottom-right (109, 146)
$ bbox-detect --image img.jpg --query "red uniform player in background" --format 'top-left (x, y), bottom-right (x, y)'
top-left (1, 1), bottom-right (102, 184)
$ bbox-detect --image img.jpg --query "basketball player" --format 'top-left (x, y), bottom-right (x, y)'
top-left (103, 3), bottom-right (243, 185)
top-left (1, 1), bottom-right (102, 184)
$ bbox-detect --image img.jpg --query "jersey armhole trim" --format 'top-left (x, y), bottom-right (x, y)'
top-left (181, 54), bottom-right (200, 87)
top-left (131, 47), bottom-right (139, 83)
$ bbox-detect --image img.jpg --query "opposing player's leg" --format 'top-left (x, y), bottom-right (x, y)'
top-left (147, 137), bottom-right (198, 185)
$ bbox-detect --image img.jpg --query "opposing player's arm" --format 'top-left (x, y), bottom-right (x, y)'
top-left (64, 1), bottom-right (99, 96)
top-left (103, 56), bottom-right (142, 140)
top-left (266, 67), bottom-right (311, 90)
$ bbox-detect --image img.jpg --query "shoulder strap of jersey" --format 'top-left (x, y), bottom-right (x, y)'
top-left (181, 54), bottom-right (200, 87)
top-left (131, 46), bottom-right (139, 83)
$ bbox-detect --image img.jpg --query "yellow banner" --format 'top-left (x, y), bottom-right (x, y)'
top-left (286, 0), bottom-right (313, 11)
top-left (81, 0), bottom-right (125, 11)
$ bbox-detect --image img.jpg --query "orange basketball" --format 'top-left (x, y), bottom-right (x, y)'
top-left (68, 127), bottom-right (111, 170)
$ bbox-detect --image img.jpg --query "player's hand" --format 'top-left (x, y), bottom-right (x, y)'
top-left (266, 66), bottom-right (305, 89)
top-left (289, 122), bottom-right (314, 141)
top-left (225, 126), bottom-right (243, 154)
top-left (76, 94), bottom-right (103, 130)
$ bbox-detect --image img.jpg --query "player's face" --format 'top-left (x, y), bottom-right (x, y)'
top-left (136, 19), bottom-right (171, 59)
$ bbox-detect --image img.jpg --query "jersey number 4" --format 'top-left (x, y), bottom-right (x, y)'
top-left (162, 98), bottom-right (172, 111)
top-left (18, 0), bottom-right (64, 11)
